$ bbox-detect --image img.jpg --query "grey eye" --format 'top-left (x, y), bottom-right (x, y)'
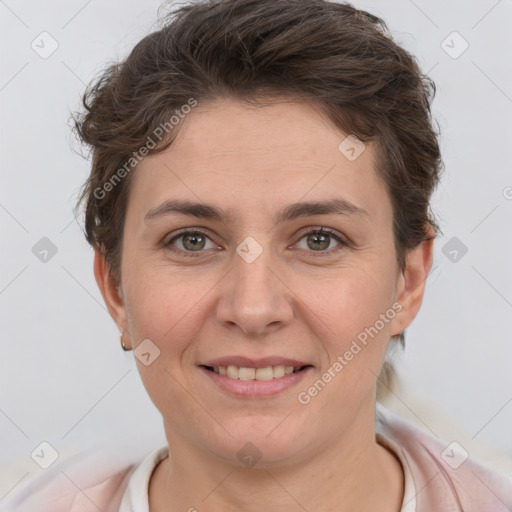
top-left (168, 231), bottom-right (216, 252)
top-left (295, 230), bottom-right (342, 252)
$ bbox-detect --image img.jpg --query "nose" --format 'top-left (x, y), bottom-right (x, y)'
top-left (215, 246), bottom-right (294, 337)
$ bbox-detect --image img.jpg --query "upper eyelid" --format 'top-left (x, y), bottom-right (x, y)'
top-left (166, 227), bottom-right (218, 245)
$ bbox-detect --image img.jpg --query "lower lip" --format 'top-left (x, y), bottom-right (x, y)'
top-left (198, 366), bottom-right (313, 398)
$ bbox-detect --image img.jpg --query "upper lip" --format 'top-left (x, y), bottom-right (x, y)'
top-left (199, 356), bottom-right (312, 368)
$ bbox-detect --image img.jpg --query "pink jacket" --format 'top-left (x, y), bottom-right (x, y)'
top-left (3, 408), bottom-right (511, 511)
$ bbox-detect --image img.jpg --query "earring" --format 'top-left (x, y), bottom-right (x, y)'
top-left (120, 331), bottom-right (131, 351)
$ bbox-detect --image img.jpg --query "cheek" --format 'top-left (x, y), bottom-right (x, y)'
top-left (123, 265), bottom-right (207, 351)
top-left (121, 265), bottom-right (210, 420)
top-left (315, 269), bottom-right (397, 369)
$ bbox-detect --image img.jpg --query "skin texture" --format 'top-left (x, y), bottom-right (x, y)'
top-left (95, 97), bottom-right (434, 511)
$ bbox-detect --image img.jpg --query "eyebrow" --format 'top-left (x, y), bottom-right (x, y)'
top-left (144, 198), bottom-right (369, 225)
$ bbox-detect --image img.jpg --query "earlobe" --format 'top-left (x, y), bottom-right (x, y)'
top-left (93, 249), bottom-right (127, 334)
top-left (390, 228), bottom-right (435, 336)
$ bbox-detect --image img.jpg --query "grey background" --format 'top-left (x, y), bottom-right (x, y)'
top-left (1, 0), bottom-right (511, 500)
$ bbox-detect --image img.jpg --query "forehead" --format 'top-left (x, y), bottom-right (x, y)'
top-left (129, 98), bottom-right (390, 220)
top-left (156, 98), bottom-right (366, 169)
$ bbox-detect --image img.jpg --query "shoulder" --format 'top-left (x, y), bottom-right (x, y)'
top-left (2, 448), bottom-right (139, 512)
top-left (377, 405), bottom-right (512, 511)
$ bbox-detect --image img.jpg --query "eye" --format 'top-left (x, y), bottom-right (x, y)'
top-left (166, 230), bottom-right (218, 254)
top-left (294, 227), bottom-right (346, 254)
top-left (164, 226), bottom-right (348, 257)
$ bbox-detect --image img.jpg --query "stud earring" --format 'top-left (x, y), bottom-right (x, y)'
top-left (120, 331), bottom-right (131, 351)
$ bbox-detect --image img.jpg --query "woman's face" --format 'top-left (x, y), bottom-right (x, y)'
top-left (97, 98), bottom-right (430, 466)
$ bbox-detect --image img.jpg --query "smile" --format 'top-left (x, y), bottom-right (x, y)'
top-left (198, 363), bottom-right (313, 397)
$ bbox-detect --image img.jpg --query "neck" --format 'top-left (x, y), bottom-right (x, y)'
top-left (149, 407), bottom-right (404, 512)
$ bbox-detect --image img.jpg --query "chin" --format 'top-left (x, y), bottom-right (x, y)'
top-left (205, 417), bottom-right (308, 468)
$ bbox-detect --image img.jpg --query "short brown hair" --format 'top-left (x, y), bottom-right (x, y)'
top-left (72, 0), bottom-right (443, 395)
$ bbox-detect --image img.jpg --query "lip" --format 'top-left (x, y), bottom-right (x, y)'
top-left (198, 364), bottom-right (313, 398)
top-left (200, 356), bottom-right (311, 368)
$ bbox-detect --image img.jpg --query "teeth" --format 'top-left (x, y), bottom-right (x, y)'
top-left (238, 367), bottom-right (255, 380)
top-left (272, 365), bottom-right (285, 378)
top-left (227, 365), bottom-right (238, 379)
top-left (212, 364), bottom-right (303, 380)
top-left (255, 367), bottom-right (273, 380)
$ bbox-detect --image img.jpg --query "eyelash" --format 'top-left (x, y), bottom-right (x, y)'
top-left (164, 227), bottom-right (349, 258)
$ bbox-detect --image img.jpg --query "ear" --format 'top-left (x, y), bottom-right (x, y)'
top-left (94, 248), bottom-right (128, 345)
top-left (389, 226), bottom-right (435, 336)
